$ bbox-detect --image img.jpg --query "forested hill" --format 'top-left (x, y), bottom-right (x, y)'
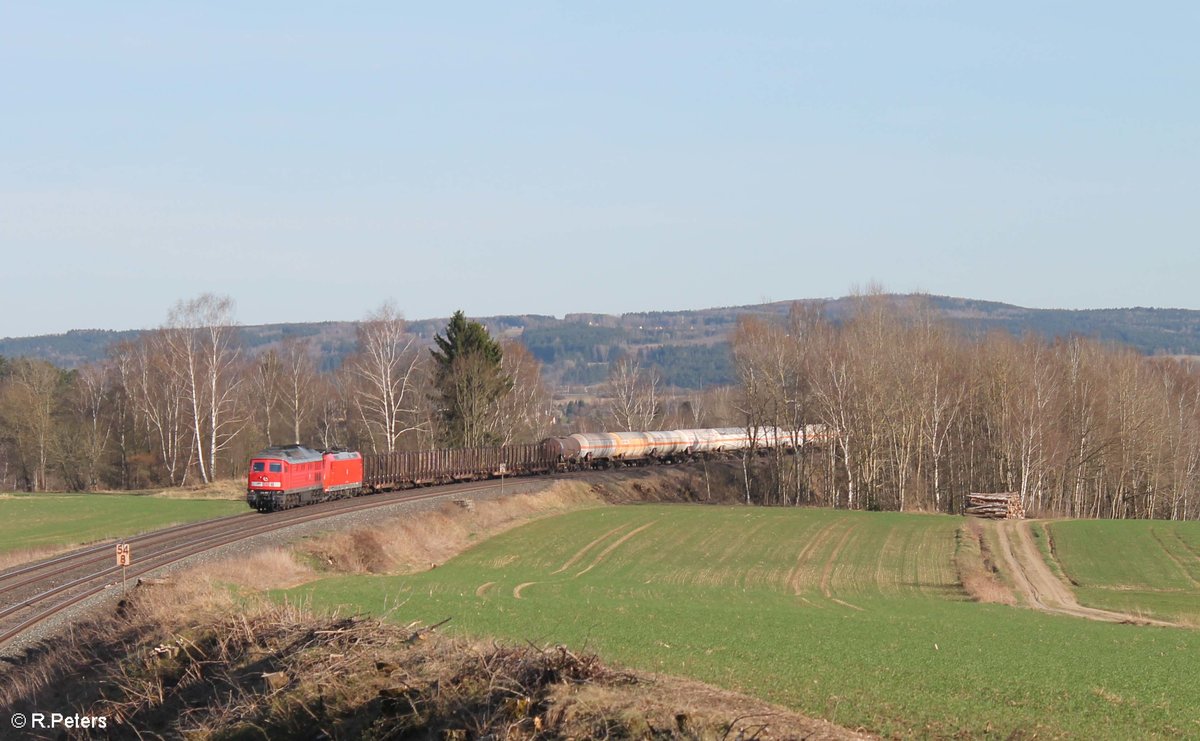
top-left (3, 295), bottom-right (1200, 389)
top-left (918, 296), bottom-right (1200, 356)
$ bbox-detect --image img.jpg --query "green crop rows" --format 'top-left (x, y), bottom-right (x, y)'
top-left (286, 506), bottom-right (1200, 738)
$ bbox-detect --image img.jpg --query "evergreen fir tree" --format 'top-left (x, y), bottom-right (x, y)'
top-left (430, 311), bottom-right (512, 447)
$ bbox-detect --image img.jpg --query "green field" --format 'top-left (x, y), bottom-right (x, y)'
top-left (1047, 519), bottom-right (1200, 625)
top-left (286, 506), bottom-right (1200, 738)
top-left (0, 494), bottom-right (247, 556)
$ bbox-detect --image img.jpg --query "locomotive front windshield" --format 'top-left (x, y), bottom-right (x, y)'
top-left (269, 463), bottom-right (282, 473)
top-left (252, 462), bottom-right (265, 472)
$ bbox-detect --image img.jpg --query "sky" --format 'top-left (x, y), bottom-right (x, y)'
top-left (1, 3), bottom-right (1197, 338)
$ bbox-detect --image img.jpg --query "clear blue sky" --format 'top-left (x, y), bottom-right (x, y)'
top-left (2, 3), bottom-right (1196, 337)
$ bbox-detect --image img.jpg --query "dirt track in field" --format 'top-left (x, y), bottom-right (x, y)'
top-left (993, 520), bottom-right (1179, 627)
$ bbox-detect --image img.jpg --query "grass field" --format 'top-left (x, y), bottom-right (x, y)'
top-left (0, 493), bottom-right (247, 558)
top-left (285, 506), bottom-right (1200, 738)
top-left (1047, 519), bottom-right (1200, 624)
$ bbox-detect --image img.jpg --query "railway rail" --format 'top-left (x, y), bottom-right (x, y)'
top-left (0, 476), bottom-right (547, 650)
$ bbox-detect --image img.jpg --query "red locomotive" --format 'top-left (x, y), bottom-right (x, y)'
top-left (246, 445), bottom-right (363, 512)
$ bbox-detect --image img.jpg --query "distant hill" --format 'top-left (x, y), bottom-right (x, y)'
top-left (3, 295), bottom-right (1199, 389)
top-left (919, 296), bottom-right (1200, 356)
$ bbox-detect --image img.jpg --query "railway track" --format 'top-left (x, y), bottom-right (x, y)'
top-left (0, 476), bottom-right (549, 650)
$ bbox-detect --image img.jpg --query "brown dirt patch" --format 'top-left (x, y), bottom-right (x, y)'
top-left (956, 521), bottom-right (1017, 605)
top-left (555, 671), bottom-right (874, 740)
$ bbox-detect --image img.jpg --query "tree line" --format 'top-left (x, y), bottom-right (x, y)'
top-left (4, 292), bottom-right (1198, 522)
top-left (0, 296), bottom-right (553, 491)
top-left (729, 296), bottom-right (1200, 520)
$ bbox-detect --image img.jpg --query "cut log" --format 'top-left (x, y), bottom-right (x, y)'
top-left (966, 492), bottom-right (1024, 520)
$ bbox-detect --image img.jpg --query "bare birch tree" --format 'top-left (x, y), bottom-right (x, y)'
top-left (489, 340), bottom-right (553, 445)
top-left (279, 337), bottom-right (318, 445)
top-left (345, 303), bottom-right (424, 453)
top-left (251, 348), bottom-right (283, 446)
top-left (119, 332), bottom-right (191, 485)
top-left (604, 356), bottom-right (661, 432)
top-left (164, 294), bottom-right (244, 483)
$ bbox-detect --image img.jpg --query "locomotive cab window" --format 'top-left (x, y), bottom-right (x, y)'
top-left (269, 463), bottom-right (282, 473)
top-left (252, 462), bottom-right (265, 472)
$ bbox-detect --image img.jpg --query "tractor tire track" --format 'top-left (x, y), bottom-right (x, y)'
top-left (575, 521), bottom-right (657, 577)
top-left (820, 524), bottom-right (864, 611)
top-left (820, 524), bottom-right (860, 598)
top-left (552, 523), bottom-right (630, 575)
top-left (1149, 527), bottom-right (1200, 588)
top-left (787, 520), bottom-right (844, 595)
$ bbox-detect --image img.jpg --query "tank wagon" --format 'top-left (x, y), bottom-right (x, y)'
top-left (247, 425), bottom-right (827, 512)
top-left (543, 426), bottom-right (824, 464)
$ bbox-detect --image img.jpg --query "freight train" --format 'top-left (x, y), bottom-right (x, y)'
top-left (246, 426), bottom-right (824, 512)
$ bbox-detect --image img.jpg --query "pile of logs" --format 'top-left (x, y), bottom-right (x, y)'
top-left (965, 492), bottom-right (1025, 520)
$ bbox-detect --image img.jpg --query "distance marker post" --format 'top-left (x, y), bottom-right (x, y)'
top-left (115, 543), bottom-right (131, 594)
